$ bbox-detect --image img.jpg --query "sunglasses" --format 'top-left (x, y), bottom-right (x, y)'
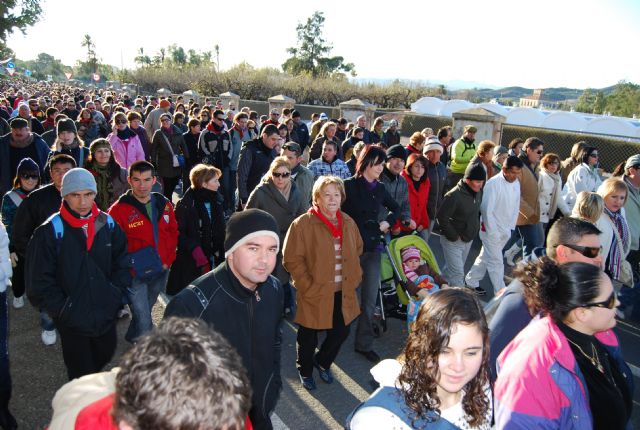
top-left (582, 291), bottom-right (616, 309)
top-left (589, 153), bottom-right (599, 158)
top-left (215, 117), bottom-right (224, 121)
top-left (20, 173), bottom-right (39, 180)
top-left (116, 120), bottom-right (127, 124)
top-left (272, 172), bottom-right (291, 178)
top-left (560, 243), bottom-right (601, 258)
top-left (536, 150), bottom-right (543, 155)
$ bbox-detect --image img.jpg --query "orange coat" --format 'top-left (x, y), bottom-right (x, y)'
top-left (283, 211), bottom-right (363, 329)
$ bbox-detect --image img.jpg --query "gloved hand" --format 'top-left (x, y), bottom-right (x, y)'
top-left (10, 252), bottom-right (18, 268)
top-left (192, 246), bottom-right (208, 268)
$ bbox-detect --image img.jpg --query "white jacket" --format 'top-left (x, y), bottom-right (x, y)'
top-left (480, 172), bottom-right (520, 238)
top-left (562, 163), bottom-right (602, 210)
top-left (0, 223), bottom-right (11, 292)
top-left (538, 169), bottom-right (570, 223)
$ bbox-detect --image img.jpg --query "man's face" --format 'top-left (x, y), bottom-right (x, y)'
top-left (262, 133), bottom-right (279, 149)
top-left (386, 157), bottom-right (405, 175)
top-left (270, 112), bottom-right (280, 122)
top-left (11, 126), bottom-right (30, 144)
top-left (354, 131), bottom-right (364, 141)
top-left (527, 145), bottom-right (543, 164)
top-left (425, 149), bottom-right (442, 164)
top-left (50, 162), bottom-right (73, 189)
top-left (28, 100), bottom-right (38, 111)
top-left (357, 116), bottom-right (366, 128)
top-left (18, 105), bottom-right (30, 119)
top-left (128, 170), bottom-right (156, 201)
top-left (67, 101), bottom-right (76, 110)
top-left (502, 166), bottom-right (521, 183)
top-left (282, 149), bottom-right (301, 169)
top-left (292, 116), bottom-right (300, 124)
top-left (465, 179), bottom-right (484, 193)
top-left (555, 233), bottom-right (603, 267)
top-left (464, 131), bottom-right (476, 141)
top-left (64, 190), bottom-right (96, 215)
top-left (322, 144), bottom-right (336, 162)
top-left (228, 236), bottom-right (278, 289)
top-left (338, 122), bottom-right (347, 131)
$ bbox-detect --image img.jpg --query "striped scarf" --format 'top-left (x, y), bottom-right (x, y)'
top-left (604, 206), bottom-right (630, 280)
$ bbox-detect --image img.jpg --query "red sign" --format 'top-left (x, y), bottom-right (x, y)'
top-left (92, 73), bottom-right (100, 81)
top-left (64, 72), bottom-right (73, 80)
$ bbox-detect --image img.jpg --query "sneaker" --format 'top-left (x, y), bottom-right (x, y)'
top-left (12, 296), bottom-right (24, 309)
top-left (41, 329), bottom-right (57, 346)
top-left (505, 245), bottom-right (521, 267)
top-left (299, 373), bottom-right (317, 391)
top-left (117, 305), bottom-right (131, 319)
top-left (466, 284), bottom-right (486, 296)
top-left (313, 356), bottom-right (334, 384)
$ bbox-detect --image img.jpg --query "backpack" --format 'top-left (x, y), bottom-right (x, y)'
top-left (49, 212), bottom-right (115, 253)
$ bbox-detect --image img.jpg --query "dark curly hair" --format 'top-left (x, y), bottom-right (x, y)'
top-left (517, 257), bottom-right (603, 322)
top-left (398, 288), bottom-right (490, 428)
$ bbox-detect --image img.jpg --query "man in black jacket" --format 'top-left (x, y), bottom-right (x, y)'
top-left (26, 168), bottom-right (131, 380)
top-left (165, 209), bottom-right (283, 430)
top-left (236, 124), bottom-right (278, 208)
top-left (12, 154), bottom-right (76, 346)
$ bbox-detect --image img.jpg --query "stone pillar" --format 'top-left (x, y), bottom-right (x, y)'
top-left (268, 95), bottom-right (296, 114)
top-left (452, 107), bottom-right (506, 145)
top-left (219, 92), bottom-right (240, 111)
top-left (157, 88), bottom-right (172, 98)
top-left (339, 99), bottom-right (377, 127)
top-left (182, 90), bottom-right (201, 105)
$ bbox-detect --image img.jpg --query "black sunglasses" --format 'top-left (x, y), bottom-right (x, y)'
top-left (582, 291), bottom-right (616, 309)
top-left (215, 116), bottom-right (224, 121)
top-left (116, 120), bottom-right (127, 124)
top-left (272, 172), bottom-right (290, 178)
top-left (559, 243), bottom-right (601, 258)
top-left (20, 173), bottom-right (39, 180)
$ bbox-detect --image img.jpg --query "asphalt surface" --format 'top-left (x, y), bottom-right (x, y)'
top-left (7, 231), bottom-right (640, 429)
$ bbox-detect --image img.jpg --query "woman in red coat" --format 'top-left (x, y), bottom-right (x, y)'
top-left (401, 153), bottom-right (431, 240)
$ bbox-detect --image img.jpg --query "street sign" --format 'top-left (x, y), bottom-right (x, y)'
top-left (64, 72), bottom-right (73, 80)
top-left (7, 62), bottom-right (15, 69)
top-left (24, 70), bottom-right (32, 77)
top-left (7, 68), bottom-right (15, 76)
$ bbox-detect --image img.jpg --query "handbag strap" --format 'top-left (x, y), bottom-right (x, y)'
top-left (161, 131), bottom-right (176, 157)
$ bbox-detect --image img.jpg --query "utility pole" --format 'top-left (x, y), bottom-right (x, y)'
top-left (214, 44), bottom-right (220, 73)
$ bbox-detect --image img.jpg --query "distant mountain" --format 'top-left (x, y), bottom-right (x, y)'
top-left (453, 85), bottom-right (618, 102)
top-left (351, 77), bottom-right (499, 90)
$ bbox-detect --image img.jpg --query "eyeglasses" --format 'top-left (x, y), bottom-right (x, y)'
top-left (589, 153), bottom-right (599, 158)
top-left (582, 291), bottom-right (616, 309)
top-left (559, 243), bottom-right (601, 258)
top-left (272, 172), bottom-right (291, 178)
top-left (215, 116), bottom-right (224, 121)
top-left (20, 173), bottom-right (39, 180)
top-left (272, 113), bottom-right (280, 116)
top-left (116, 120), bottom-right (127, 125)
top-left (536, 150), bottom-right (543, 155)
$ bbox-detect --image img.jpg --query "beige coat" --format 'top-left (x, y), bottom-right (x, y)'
top-left (283, 211), bottom-right (363, 329)
top-left (517, 163), bottom-right (541, 225)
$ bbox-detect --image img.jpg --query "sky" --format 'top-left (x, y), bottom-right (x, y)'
top-left (5, 0), bottom-right (640, 90)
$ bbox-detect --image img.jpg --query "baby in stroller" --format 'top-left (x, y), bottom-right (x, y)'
top-left (401, 245), bottom-right (448, 298)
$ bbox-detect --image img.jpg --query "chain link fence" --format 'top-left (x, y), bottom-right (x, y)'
top-left (500, 125), bottom-right (640, 173)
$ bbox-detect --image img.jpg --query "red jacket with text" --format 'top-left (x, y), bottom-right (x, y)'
top-left (108, 191), bottom-right (178, 267)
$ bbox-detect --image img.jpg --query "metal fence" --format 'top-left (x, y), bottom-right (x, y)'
top-left (499, 124), bottom-right (640, 173)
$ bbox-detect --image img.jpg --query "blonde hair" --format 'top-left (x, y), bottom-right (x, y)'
top-left (312, 176), bottom-right (346, 206)
top-left (597, 177), bottom-right (628, 202)
top-left (319, 121), bottom-right (336, 137)
top-left (268, 156), bottom-right (291, 180)
top-left (572, 192), bottom-right (603, 223)
top-left (189, 164), bottom-right (221, 189)
top-left (409, 131), bottom-right (426, 147)
top-left (476, 140), bottom-right (495, 156)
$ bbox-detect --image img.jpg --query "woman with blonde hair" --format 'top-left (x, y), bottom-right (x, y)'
top-left (167, 164), bottom-right (225, 295)
top-left (468, 140), bottom-right (496, 179)
top-left (284, 176), bottom-right (363, 391)
top-left (247, 156), bottom-right (308, 312)
top-left (309, 121), bottom-right (341, 161)
top-left (597, 178), bottom-right (633, 288)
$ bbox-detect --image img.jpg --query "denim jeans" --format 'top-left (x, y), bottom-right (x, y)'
top-left (516, 223), bottom-right (544, 258)
top-left (40, 309), bottom-right (55, 331)
top-left (440, 236), bottom-right (473, 287)
top-left (126, 270), bottom-right (169, 342)
top-left (355, 252), bottom-right (381, 352)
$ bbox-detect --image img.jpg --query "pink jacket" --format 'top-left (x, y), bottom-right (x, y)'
top-left (108, 132), bottom-right (145, 169)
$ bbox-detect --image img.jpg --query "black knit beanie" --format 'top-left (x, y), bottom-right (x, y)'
top-left (464, 163), bottom-right (487, 182)
top-left (224, 209), bottom-right (280, 258)
top-left (386, 144), bottom-right (407, 162)
top-left (57, 118), bottom-right (77, 135)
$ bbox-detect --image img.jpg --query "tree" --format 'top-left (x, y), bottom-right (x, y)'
top-left (134, 47), bottom-right (151, 68)
top-left (168, 44), bottom-right (187, 67)
top-left (80, 34), bottom-right (98, 73)
top-left (0, 0), bottom-right (42, 51)
top-left (282, 11), bottom-right (355, 78)
top-left (575, 88), bottom-right (595, 113)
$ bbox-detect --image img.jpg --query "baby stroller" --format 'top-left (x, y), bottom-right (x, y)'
top-left (374, 233), bottom-right (441, 336)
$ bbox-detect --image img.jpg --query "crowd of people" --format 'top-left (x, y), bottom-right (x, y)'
top-left (0, 81), bottom-right (639, 430)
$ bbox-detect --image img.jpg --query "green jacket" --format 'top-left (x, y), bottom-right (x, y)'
top-left (436, 180), bottom-right (482, 242)
top-left (449, 137), bottom-right (476, 174)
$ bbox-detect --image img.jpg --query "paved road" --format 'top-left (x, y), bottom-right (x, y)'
top-left (7, 231), bottom-right (640, 429)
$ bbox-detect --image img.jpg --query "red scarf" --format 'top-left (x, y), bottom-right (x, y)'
top-left (59, 202), bottom-right (100, 250)
top-left (309, 205), bottom-right (343, 245)
top-left (206, 121), bottom-right (223, 134)
top-left (234, 124), bottom-right (245, 139)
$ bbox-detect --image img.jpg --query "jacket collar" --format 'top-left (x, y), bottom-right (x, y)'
top-left (117, 190), bottom-right (166, 222)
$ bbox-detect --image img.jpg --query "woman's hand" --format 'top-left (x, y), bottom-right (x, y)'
top-left (379, 221), bottom-right (390, 233)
